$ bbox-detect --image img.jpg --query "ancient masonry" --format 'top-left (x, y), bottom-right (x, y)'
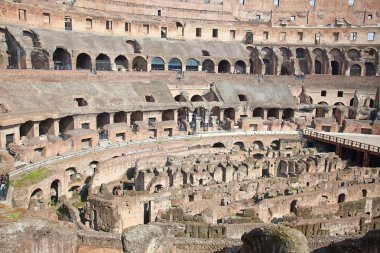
top-left (0, 0), bottom-right (380, 252)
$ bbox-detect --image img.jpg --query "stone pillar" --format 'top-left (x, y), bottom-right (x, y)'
top-left (215, 65), bottom-right (219, 73)
top-left (246, 65), bottom-right (250, 74)
top-left (263, 110), bottom-right (268, 120)
top-left (173, 110), bottom-right (178, 122)
top-left (34, 122), bottom-right (40, 137)
top-left (363, 151), bottom-right (370, 167)
top-left (210, 116), bottom-right (217, 127)
top-left (147, 59), bottom-right (152, 72)
top-left (53, 119), bottom-right (60, 136)
top-left (195, 116), bottom-right (202, 133)
top-left (188, 110), bottom-right (193, 123)
top-left (204, 110), bottom-right (210, 124)
top-left (109, 113), bottom-right (115, 124)
top-left (278, 110), bottom-right (283, 120)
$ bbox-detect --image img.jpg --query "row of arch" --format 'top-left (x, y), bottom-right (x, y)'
top-left (32, 46), bottom-right (378, 76)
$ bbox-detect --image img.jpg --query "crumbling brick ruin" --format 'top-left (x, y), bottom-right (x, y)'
top-left (0, 0), bottom-right (380, 252)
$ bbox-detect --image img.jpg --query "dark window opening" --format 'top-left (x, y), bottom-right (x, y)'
top-left (145, 95), bottom-right (155, 102)
top-left (75, 98), bottom-right (88, 106)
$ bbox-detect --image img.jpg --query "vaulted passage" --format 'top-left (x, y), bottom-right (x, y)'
top-left (53, 48), bottom-right (72, 70)
top-left (76, 53), bottom-right (92, 70)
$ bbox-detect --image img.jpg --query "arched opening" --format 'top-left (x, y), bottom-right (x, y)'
top-left (114, 55), bottom-right (128, 71)
top-left (202, 59), bottom-right (215, 73)
top-left (20, 121), bottom-right (34, 138)
top-left (174, 94), bottom-right (186, 102)
top-left (350, 64), bottom-right (361, 76)
top-left (233, 141), bottom-right (244, 150)
top-left (151, 57), bottom-right (165, 71)
top-left (213, 142), bottom-right (226, 148)
top-left (224, 108), bottom-right (235, 120)
top-left (282, 108), bottom-right (294, 120)
top-left (50, 179), bottom-right (61, 206)
top-left (31, 49), bottom-right (49, 69)
top-left (186, 58), bottom-right (199, 71)
top-left (316, 102), bottom-right (328, 117)
top-left (253, 108), bottom-right (264, 119)
top-left (347, 49), bottom-right (361, 61)
top-left (338, 193), bottom-right (346, 203)
top-left (234, 60), bottom-right (246, 74)
top-left (267, 108), bottom-right (279, 119)
top-left (132, 56), bottom-right (147, 71)
top-left (193, 107), bottom-right (207, 122)
top-left (362, 189), bottom-right (368, 198)
top-left (263, 59), bottom-right (271, 75)
top-left (66, 167), bottom-right (77, 182)
top-left (365, 62), bottom-right (376, 76)
top-left (218, 60), bottom-right (231, 73)
top-left (76, 53), bottom-right (92, 70)
top-left (59, 116), bottom-right (74, 134)
top-left (53, 48), bottom-right (72, 70)
top-left (314, 60), bottom-right (322, 74)
top-left (280, 62), bottom-right (293, 75)
top-left (96, 54), bottom-right (111, 71)
top-left (114, 111), bottom-right (128, 124)
top-left (252, 141), bottom-right (264, 150)
top-left (211, 106), bottom-right (221, 121)
top-left (271, 140), bottom-right (280, 151)
top-left (112, 186), bottom-right (122, 195)
top-left (290, 200), bottom-right (298, 214)
top-left (333, 102), bottom-right (344, 115)
top-left (162, 110), bottom-right (174, 121)
top-left (168, 58), bottom-right (182, 71)
top-left (39, 118), bottom-right (55, 136)
top-left (364, 98), bottom-right (375, 108)
top-left (296, 48), bottom-right (309, 74)
top-left (331, 61), bottom-right (340, 75)
top-left (177, 107), bottom-right (189, 122)
top-left (130, 111), bottom-right (143, 124)
top-left (29, 188), bottom-right (44, 210)
top-left (96, 113), bottom-right (110, 129)
top-left (154, 184), bottom-right (163, 193)
top-left (191, 95), bottom-right (203, 102)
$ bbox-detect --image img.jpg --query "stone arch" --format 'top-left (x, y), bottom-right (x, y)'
top-left (39, 118), bottom-right (55, 136)
top-left (224, 107), bottom-right (235, 120)
top-left (177, 107), bottom-right (189, 121)
top-left (234, 60), bottom-right (246, 74)
top-left (296, 48), bottom-right (310, 74)
top-left (350, 64), bottom-right (361, 76)
top-left (20, 121), bottom-right (34, 138)
top-left (218, 60), bottom-right (231, 73)
top-left (191, 95), bottom-right (203, 102)
top-left (271, 140), bottom-right (280, 151)
top-left (168, 58), bottom-right (182, 71)
top-left (365, 62), bottom-right (376, 76)
top-left (290, 200), bottom-right (298, 214)
top-left (114, 111), bottom-right (128, 124)
top-left (211, 106), bottom-right (221, 120)
top-left (29, 188), bottom-right (44, 210)
top-left (66, 167), bottom-right (78, 182)
top-left (130, 111), bottom-right (143, 123)
top-left (364, 97), bottom-right (375, 108)
top-left (126, 40), bottom-right (141, 53)
top-left (233, 141), bottom-right (245, 150)
top-left (202, 59), bottom-right (215, 73)
top-left (362, 189), bottom-right (368, 198)
top-left (247, 46), bottom-right (261, 74)
top-left (114, 55), bottom-right (128, 71)
top-left (213, 142), bottom-right (226, 148)
top-left (96, 54), bottom-right (111, 71)
top-left (162, 110), bottom-right (174, 121)
top-left (316, 102), bottom-right (328, 117)
top-left (347, 48), bottom-right (361, 61)
top-left (267, 108), bottom-right (279, 119)
top-left (312, 48), bottom-right (327, 74)
top-left (253, 108), bottom-right (264, 119)
top-left (261, 47), bottom-right (277, 75)
top-left (329, 48), bottom-right (346, 75)
top-left (280, 61), bottom-right (294, 75)
top-left (132, 56), bottom-right (147, 71)
top-left (151, 57), bottom-right (165, 71)
top-left (96, 112), bottom-right (110, 129)
top-left (76, 53), bottom-right (92, 70)
top-left (252, 141), bottom-right (264, 150)
top-left (59, 116), bottom-right (74, 134)
top-left (53, 48), bottom-right (72, 70)
top-left (186, 58), bottom-right (199, 71)
top-left (31, 49), bottom-right (49, 69)
top-left (174, 94), bottom-right (187, 102)
top-left (50, 179), bottom-right (62, 206)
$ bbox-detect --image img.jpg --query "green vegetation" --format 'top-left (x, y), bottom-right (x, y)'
top-left (8, 212), bottom-right (21, 220)
top-left (11, 167), bottom-right (51, 188)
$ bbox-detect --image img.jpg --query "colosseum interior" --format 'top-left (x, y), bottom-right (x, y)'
top-left (0, 0), bottom-right (380, 252)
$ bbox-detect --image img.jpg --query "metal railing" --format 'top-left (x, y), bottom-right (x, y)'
top-left (303, 129), bottom-right (380, 154)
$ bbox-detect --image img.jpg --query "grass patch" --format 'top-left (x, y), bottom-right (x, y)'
top-left (8, 212), bottom-right (20, 220)
top-left (11, 167), bottom-right (51, 188)
top-left (184, 138), bottom-right (193, 142)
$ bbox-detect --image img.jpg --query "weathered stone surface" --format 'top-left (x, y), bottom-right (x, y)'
top-left (122, 224), bottom-right (174, 253)
top-left (239, 225), bottom-right (309, 253)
